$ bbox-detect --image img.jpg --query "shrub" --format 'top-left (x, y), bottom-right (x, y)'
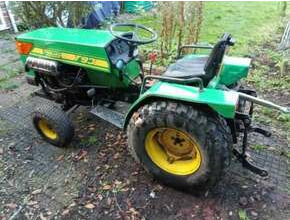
top-left (11, 1), bottom-right (91, 29)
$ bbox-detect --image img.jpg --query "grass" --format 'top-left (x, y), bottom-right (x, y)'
top-left (0, 65), bottom-right (22, 91)
top-left (254, 107), bottom-right (290, 129)
top-left (88, 136), bottom-right (98, 145)
top-left (0, 119), bottom-right (10, 134)
top-left (80, 133), bottom-right (99, 147)
top-left (0, 80), bottom-right (20, 90)
top-left (200, 2), bottom-right (282, 55)
top-left (131, 2), bottom-right (284, 56)
top-left (0, 32), bottom-right (15, 41)
top-left (251, 144), bottom-right (267, 151)
top-left (238, 209), bottom-right (251, 220)
top-left (253, 106), bottom-right (290, 149)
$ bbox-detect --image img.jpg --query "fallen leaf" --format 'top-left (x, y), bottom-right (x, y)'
top-left (75, 150), bottom-right (87, 161)
top-left (27, 201), bottom-right (38, 206)
top-left (5, 203), bottom-right (17, 209)
top-left (68, 202), bottom-right (76, 208)
top-left (251, 211), bottom-right (258, 217)
top-left (121, 187), bottom-right (129, 192)
top-left (31, 189), bottom-right (42, 195)
top-left (102, 185), bottom-right (112, 190)
top-left (84, 203), bottom-right (95, 209)
top-left (24, 145), bottom-right (32, 151)
top-left (97, 194), bottom-right (103, 201)
top-left (56, 155), bottom-right (64, 161)
top-left (62, 209), bottom-right (70, 215)
top-left (40, 212), bottom-right (47, 220)
top-left (113, 153), bottom-right (120, 159)
top-left (114, 180), bottom-right (122, 185)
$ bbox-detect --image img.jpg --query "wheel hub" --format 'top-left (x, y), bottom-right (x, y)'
top-left (156, 129), bottom-right (197, 163)
top-left (145, 128), bottom-right (202, 175)
top-left (38, 119), bottom-right (58, 140)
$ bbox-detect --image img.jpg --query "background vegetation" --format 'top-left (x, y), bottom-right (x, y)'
top-left (11, 1), bottom-right (91, 29)
top-left (131, 2), bottom-right (288, 63)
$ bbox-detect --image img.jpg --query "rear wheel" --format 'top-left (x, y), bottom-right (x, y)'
top-left (127, 101), bottom-right (232, 191)
top-left (32, 104), bottom-right (74, 147)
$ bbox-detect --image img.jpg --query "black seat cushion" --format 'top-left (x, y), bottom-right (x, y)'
top-left (163, 56), bottom-right (209, 82)
top-left (163, 33), bottom-right (234, 86)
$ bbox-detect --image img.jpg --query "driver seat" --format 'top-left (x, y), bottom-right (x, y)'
top-left (163, 33), bottom-right (235, 86)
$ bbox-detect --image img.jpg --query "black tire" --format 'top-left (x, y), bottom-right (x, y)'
top-left (127, 100), bottom-right (233, 191)
top-left (32, 104), bottom-right (74, 147)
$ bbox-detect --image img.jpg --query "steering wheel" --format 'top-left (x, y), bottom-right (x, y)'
top-left (110, 23), bottom-right (157, 45)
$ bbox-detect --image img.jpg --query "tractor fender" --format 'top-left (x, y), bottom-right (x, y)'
top-left (123, 81), bottom-right (239, 129)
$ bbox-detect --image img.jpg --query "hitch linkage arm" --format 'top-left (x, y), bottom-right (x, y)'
top-left (238, 92), bottom-right (290, 114)
top-left (234, 112), bottom-right (269, 177)
top-left (232, 89), bottom-right (289, 177)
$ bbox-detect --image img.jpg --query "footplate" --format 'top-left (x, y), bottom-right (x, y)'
top-left (233, 149), bottom-right (268, 177)
top-left (90, 105), bottom-right (125, 129)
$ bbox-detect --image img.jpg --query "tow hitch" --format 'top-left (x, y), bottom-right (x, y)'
top-left (233, 90), bottom-right (289, 177)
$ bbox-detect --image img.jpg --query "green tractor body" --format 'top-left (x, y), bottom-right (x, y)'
top-left (17, 27), bottom-right (141, 88)
top-left (16, 27), bottom-right (251, 119)
top-left (15, 25), bottom-right (289, 191)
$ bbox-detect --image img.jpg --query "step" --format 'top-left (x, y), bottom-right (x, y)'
top-left (90, 105), bottom-right (125, 129)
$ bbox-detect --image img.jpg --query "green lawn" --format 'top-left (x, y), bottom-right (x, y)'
top-left (201, 2), bottom-right (282, 55)
top-left (132, 2), bottom-right (284, 55)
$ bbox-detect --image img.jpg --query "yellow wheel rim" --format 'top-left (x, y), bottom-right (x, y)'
top-left (38, 119), bottom-right (58, 140)
top-left (145, 128), bottom-right (201, 175)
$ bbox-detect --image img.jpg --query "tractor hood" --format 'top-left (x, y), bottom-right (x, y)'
top-left (16, 27), bottom-right (115, 48)
top-left (16, 27), bottom-right (116, 72)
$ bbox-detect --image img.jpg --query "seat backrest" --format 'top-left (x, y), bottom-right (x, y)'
top-left (204, 33), bottom-right (234, 79)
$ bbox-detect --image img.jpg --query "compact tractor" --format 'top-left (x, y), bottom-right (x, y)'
top-left (16, 24), bottom-right (289, 191)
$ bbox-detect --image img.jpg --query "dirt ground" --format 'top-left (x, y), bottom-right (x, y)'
top-left (0, 35), bottom-right (289, 220)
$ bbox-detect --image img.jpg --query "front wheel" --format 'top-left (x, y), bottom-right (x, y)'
top-left (127, 101), bottom-right (232, 191)
top-left (32, 104), bottom-right (74, 147)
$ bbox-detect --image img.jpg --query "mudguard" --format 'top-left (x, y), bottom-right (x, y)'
top-left (124, 81), bottom-right (239, 128)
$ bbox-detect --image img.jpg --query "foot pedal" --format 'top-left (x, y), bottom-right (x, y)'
top-left (250, 127), bottom-right (271, 137)
top-left (233, 149), bottom-right (268, 177)
top-left (90, 105), bottom-right (125, 129)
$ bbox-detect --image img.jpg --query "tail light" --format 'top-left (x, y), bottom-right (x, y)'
top-left (16, 41), bottom-right (33, 55)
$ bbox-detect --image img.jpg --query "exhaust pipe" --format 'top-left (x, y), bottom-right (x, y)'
top-left (238, 92), bottom-right (290, 114)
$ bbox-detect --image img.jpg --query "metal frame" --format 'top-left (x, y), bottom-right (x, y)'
top-left (238, 92), bottom-right (290, 113)
top-left (232, 89), bottom-right (270, 177)
top-left (140, 75), bottom-right (204, 94)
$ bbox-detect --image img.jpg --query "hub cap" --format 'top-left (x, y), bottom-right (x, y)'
top-left (145, 128), bottom-right (201, 175)
top-left (38, 119), bottom-right (58, 140)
